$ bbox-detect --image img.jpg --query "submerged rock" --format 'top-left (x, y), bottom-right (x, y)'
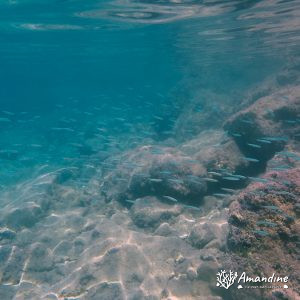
top-left (130, 197), bottom-right (181, 229)
top-left (86, 282), bottom-right (124, 300)
top-left (225, 167), bottom-right (300, 299)
top-left (4, 204), bottom-right (43, 230)
top-left (101, 145), bottom-right (208, 204)
top-left (154, 222), bottom-right (176, 237)
top-left (0, 227), bottom-right (16, 240)
top-left (224, 86), bottom-right (300, 171)
top-left (189, 221), bottom-right (228, 250)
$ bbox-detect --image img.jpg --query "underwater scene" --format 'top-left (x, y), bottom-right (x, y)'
top-left (0, 0), bottom-right (300, 299)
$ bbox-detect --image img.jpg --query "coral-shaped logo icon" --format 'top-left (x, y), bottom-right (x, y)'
top-left (216, 270), bottom-right (238, 289)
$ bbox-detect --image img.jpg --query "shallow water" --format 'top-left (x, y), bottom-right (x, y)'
top-left (0, 0), bottom-right (299, 299)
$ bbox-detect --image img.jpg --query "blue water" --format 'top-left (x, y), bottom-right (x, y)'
top-left (0, 1), bottom-right (300, 299)
top-left (0, 0), bottom-right (299, 185)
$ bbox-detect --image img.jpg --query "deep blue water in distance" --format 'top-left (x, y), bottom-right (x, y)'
top-left (0, 0), bottom-right (299, 185)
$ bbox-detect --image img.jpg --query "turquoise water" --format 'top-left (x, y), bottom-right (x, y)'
top-left (0, 1), bottom-right (299, 299)
top-left (1, 0), bottom-right (299, 187)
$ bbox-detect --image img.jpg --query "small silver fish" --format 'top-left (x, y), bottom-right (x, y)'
top-left (168, 179), bottom-right (184, 184)
top-left (221, 188), bottom-right (235, 193)
top-left (149, 178), bottom-right (163, 183)
top-left (253, 230), bottom-right (269, 237)
top-left (256, 139), bottom-right (272, 144)
top-left (232, 133), bottom-right (242, 137)
top-left (213, 193), bottom-right (229, 197)
top-left (125, 199), bottom-right (135, 204)
top-left (232, 174), bottom-right (247, 179)
top-left (0, 117), bottom-right (11, 123)
top-left (222, 176), bottom-right (240, 181)
top-left (203, 178), bottom-right (218, 183)
top-left (183, 205), bottom-right (201, 211)
top-left (242, 157), bottom-right (260, 163)
top-left (2, 111), bottom-right (14, 116)
top-left (247, 143), bottom-right (261, 149)
top-left (208, 171), bottom-right (222, 177)
top-left (163, 195), bottom-right (178, 202)
top-left (248, 177), bottom-right (269, 183)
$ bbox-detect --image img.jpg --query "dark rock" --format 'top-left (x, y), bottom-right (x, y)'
top-left (0, 227), bottom-right (16, 240)
top-left (52, 240), bottom-right (72, 256)
top-left (102, 145), bottom-right (208, 204)
top-left (154, 222), bottom-right (176, 236)
top-left (225, 167), bottom-right (300, 299)
top-left (224, 88), bottom-right (300, 175)
top-left (91, 229), bottom-right (101, 239)
top-left (189, 224), bottom-right (215, 248)
top-left (190, 131), bottom-right (247, 173)
top-left (42, 294), bottom-right (58, 300)
top-left (79, 271), bottom-right (96, 287)
top-left (16, 229), bottom-right (34, 247)
top-left (130, 197), bottom-right (181, 229)
top-left (53, 168), bottom-right (78, 184)
top-left (5, 204), bottom-right (43, 230)
top-left (199, 248), bottom-right (220, 262)
top-left (186, 267), bottom-right (197, 280)
top-left (74, 238), bottom-right (85, 254)
top-left (1, 246), bottom-right (26, 285)
top-left (189, 222), bottom-right (228, 250)
top-left (27, 243), bottom-right (54, 272)
top-left (86, 282), bottom-right (124, 300)
top-left (0, 245), bottom-right (13, 264)
top-left (0, 285), bottom-right (16, 300)
top-left (197, 261), bottom-right (220, 283)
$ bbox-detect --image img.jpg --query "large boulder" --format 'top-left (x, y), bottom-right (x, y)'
top-left (226, 167), bottom-right (300, 299)
top-left (224, 86), bottom-right (300, 166)
top-left (101, 145), bottom-right (208, 204)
